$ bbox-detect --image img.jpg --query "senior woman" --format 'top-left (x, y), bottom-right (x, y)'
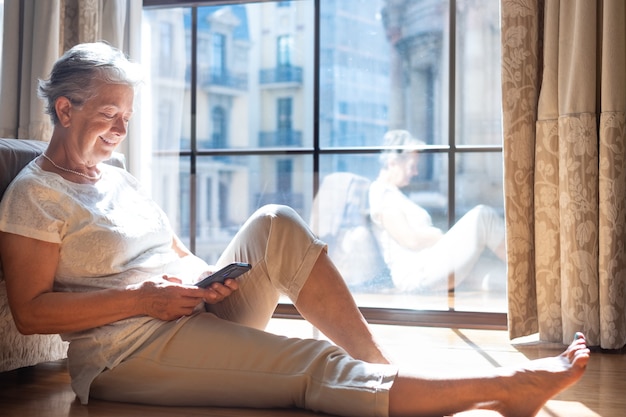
top-left (0, 42), bottom-right (589, 417)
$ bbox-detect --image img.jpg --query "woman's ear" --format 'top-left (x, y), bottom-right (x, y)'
top-left (54, 97), bottom-right (73, 128)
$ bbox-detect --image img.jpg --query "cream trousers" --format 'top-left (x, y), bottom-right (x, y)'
top-left (90, 205), bottom-right (396, 417)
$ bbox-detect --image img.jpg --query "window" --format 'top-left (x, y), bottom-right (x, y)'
top-left (277, 97), bottom-right (293, 145)
top-left (142, 0), bottom-right (505, 329)
top-left (277, 35), bottom-right (292, 67)
top-left (211, 33), bottom-right (226, 80)
top-left (211, 106), bottom-right (227, 148)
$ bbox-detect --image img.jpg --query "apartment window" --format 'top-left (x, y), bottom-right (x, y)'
top-left (277, 35), bottom-right (292, 67)
top-left (142, 0), bottom-right (505, 329)
top-left (211, 33), bottom-right (226, 80)
top-left (211, 106), bottom-right (227, 148)
top-left (276, 97), bottom-right (293, 132)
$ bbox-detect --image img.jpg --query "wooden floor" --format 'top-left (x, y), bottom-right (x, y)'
top-left (1, 319), bottom-right (624, 417)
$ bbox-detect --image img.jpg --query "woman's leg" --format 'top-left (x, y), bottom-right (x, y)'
top-left (387, 334), bottom-right (590, 417)
top-left (91, 313), bottom-right (396, 417)
top-left (92, 315), bottom-right (589, 417)
top-left (295, 250), bottom-right (390, 364)
top-left (208, 204), bottom-right (389, 363)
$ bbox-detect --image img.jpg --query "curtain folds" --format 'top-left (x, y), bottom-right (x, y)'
top-left (0, 0), bottom-right (140, 142)
top-left (501, 0), bottom-right (626, 349)
top-left (0, 0), bottom-right (60, 140)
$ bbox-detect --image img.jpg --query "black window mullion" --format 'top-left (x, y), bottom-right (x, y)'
top-left (446, 0), bottom-right (457, 305)
top-left (189, 6), bottom-right (198, 254)
top-left (312, 0), bottom-right (321, 198)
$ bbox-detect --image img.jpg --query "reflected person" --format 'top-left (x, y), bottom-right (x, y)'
top-left (369, 130), bottom-right (507, 292)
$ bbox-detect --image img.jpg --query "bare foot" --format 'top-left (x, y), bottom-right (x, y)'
top-left (485, 332), bottom-right (590, 417)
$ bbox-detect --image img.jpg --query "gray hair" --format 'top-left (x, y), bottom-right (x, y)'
top-left (379, 130), bottom-right (425, 166)
top-left (38, 42), bottom-right (143, 125)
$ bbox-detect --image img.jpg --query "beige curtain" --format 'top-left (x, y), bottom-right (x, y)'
top-left (0, 0), bottom-right (140, 142)
top-left (501, 0), bottom-right (626, 350)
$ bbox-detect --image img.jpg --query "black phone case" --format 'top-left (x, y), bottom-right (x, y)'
top-left (195, 262), bottom-right (251, 288)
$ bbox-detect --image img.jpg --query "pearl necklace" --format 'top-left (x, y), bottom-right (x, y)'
top-left (41, 153), bottom-right (102, 181)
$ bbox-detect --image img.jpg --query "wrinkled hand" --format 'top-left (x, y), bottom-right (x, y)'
top-left (197, 277), bottom-right (239, 305)
top-left (136, 276), bottom-right (238, 321)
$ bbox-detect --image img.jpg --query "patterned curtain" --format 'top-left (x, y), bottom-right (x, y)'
top-left (0, 0), bottom-right (139, 141)
top-left (501, 0), bottom-right (626, 349)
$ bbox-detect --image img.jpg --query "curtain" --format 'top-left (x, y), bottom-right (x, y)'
top-left (501, 0), bottom-right (626, 350)
top-left (0, 0), bottom-right (141, 144)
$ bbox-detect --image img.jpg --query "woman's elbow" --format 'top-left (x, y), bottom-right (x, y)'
top-left (9, 309), bottom-right (51, 335)
top-left (11, 317), bottom-right (37, 335)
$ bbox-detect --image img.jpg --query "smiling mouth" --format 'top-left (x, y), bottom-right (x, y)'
top-left (100, 136), bottom-right (117, 146)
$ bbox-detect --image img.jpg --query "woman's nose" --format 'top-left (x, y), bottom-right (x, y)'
top-left (112, 117), bottom-right (127, 136)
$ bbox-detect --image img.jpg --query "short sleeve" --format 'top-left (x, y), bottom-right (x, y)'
top-left (0, 164), bottom-right (68, 244)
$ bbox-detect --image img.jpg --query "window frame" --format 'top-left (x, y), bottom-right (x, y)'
top-left (142, 0), bottom-right (507, 331)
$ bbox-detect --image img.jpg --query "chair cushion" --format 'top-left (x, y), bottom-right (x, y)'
top-left (0, 139), bottom-right (48, 200)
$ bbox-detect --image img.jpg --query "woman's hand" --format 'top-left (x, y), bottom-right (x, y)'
top-left (200, 278), bottom-right (239, 305)
top-left (137, 276), bottom-right (239, 320)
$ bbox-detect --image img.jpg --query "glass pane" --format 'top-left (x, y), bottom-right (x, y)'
top-left (453, 152), bottom-right (506, 312)
top-left (456, 0), bottom-right (502, 146)
top-left (319, 0), bottom-right (391, 148)
top-left (455, 151), bottom-right (504, 218)
top-left (149, 153), bottom-right (191, 248)
top-left (144, 1), bottom-right (314, 153)
top-left (142, 7), bottom-right (190, 153)
top-left (191, 155), bottom-right (313, 264)
top-left (191, 2), bottom-right (314, 151)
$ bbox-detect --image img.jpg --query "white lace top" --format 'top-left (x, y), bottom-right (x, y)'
top-left (0, 161), bottom-right (210, 404)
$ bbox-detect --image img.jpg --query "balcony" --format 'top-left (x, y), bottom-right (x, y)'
top-left (259, 130), bottom-right (303, 147)
top-left (187, 66), bottom-right (248, 92)
top-left (259, 65), bottom-right (303, 86)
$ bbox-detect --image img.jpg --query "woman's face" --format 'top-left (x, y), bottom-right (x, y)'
top-left (388, 152), bottom-right (419, 187)
top-left (65, 82), bottom-right (134, 164)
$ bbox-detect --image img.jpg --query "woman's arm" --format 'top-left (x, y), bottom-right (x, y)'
top-left (171, 234), bottom-right (194, 257)
top-left (0, 232), bottom-right (210, 335)
top-left (379, 205), bottom-right (443, 251)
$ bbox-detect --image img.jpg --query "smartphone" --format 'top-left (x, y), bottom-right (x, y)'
top-left (195, 262), bottom-right (252, 288)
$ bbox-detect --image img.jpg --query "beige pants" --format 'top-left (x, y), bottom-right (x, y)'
top-left (91, 205), bottom-right (396, 417)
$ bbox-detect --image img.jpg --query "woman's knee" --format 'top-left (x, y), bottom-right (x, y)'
top-left (253, 204), bottom-right (309, 234)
